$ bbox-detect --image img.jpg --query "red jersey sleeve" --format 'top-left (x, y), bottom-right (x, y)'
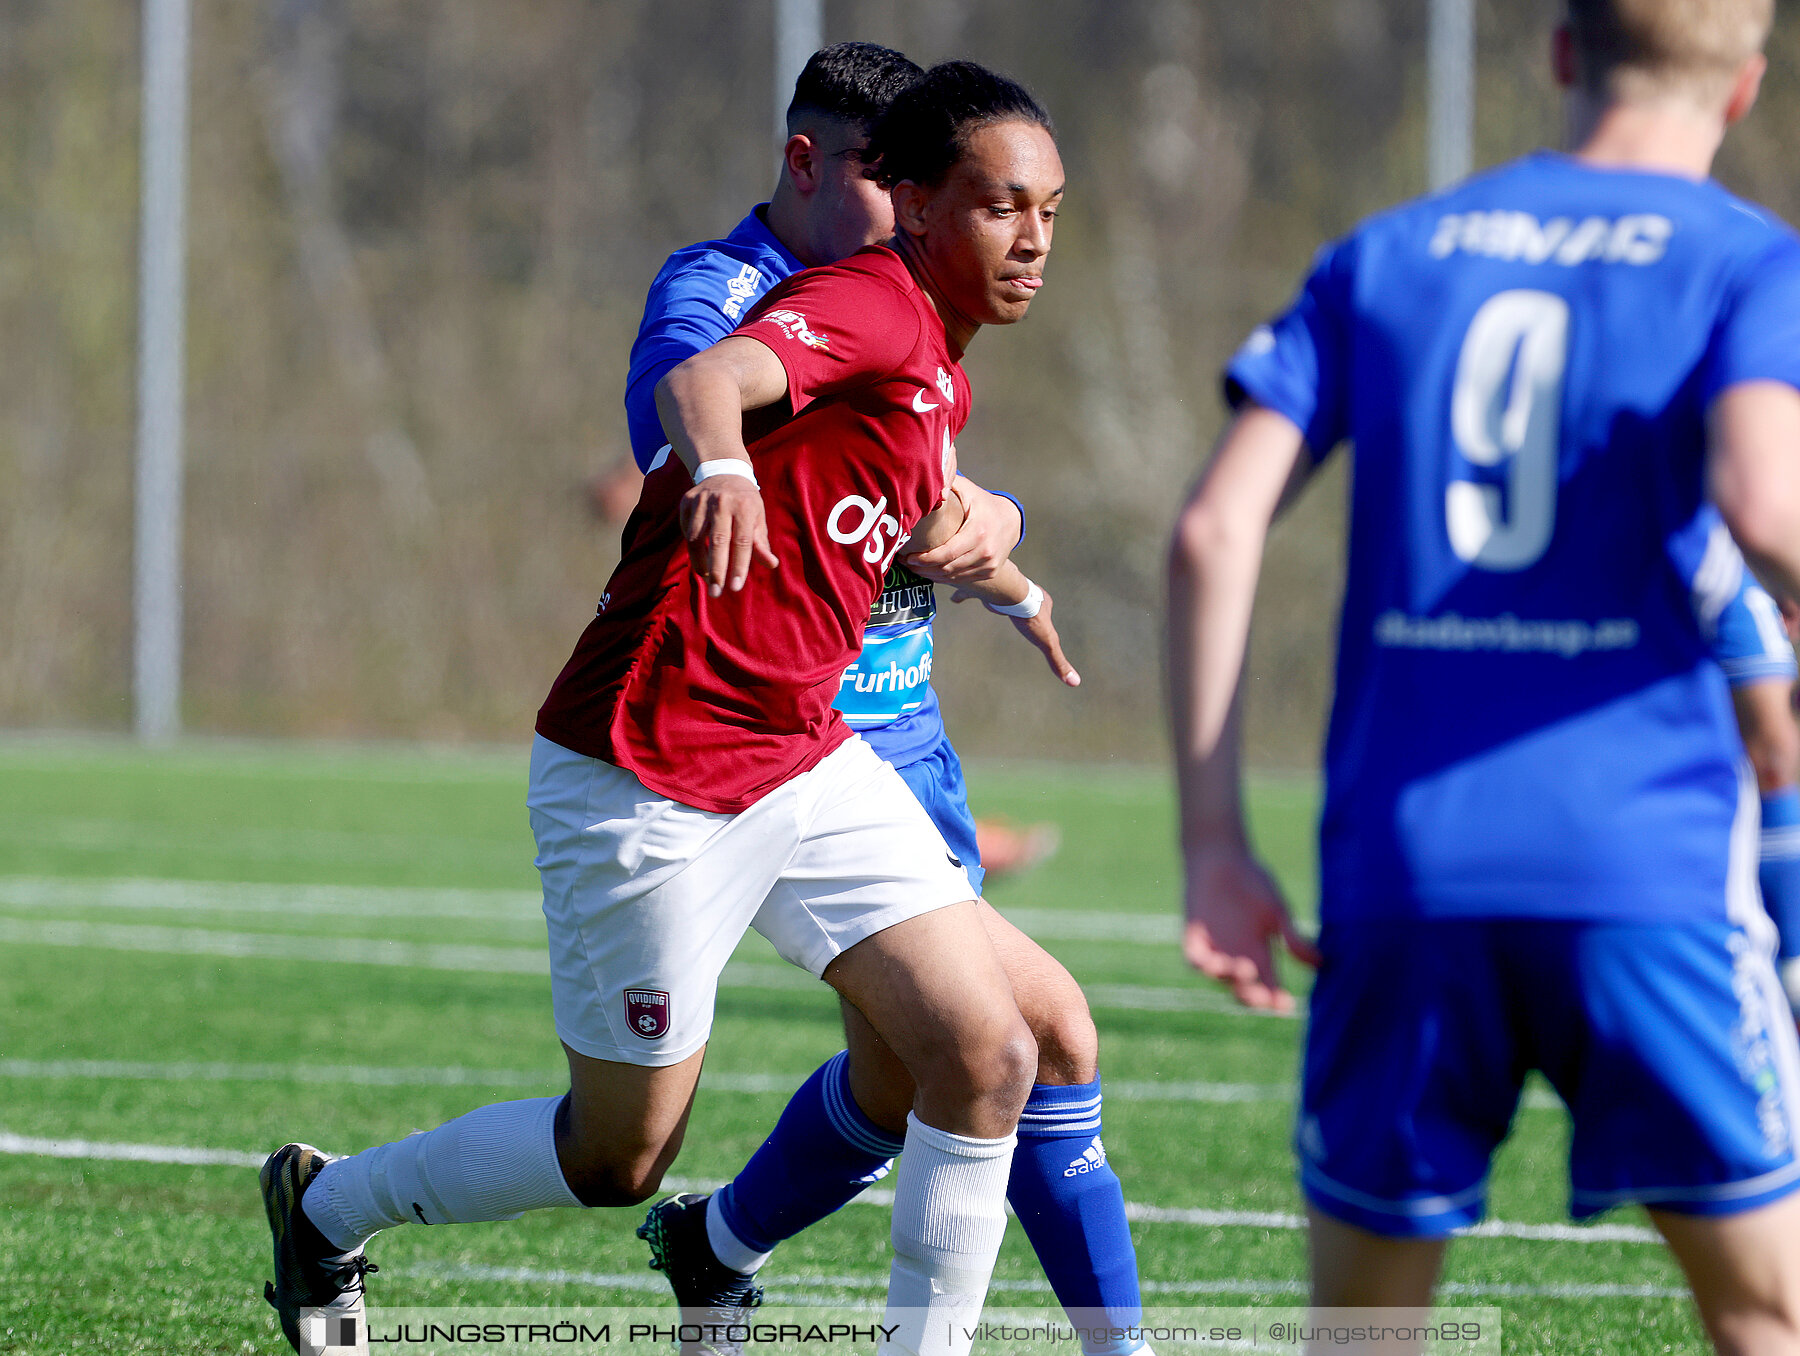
top-left (738, 260), bottom-right (924, 416)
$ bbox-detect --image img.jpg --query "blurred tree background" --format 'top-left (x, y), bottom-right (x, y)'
top-left (3, 0), bottom-right (1797, 765)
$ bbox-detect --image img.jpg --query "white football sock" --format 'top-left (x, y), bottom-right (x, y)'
top-left (705, 1191), bottom-right (772, 1275)
top-left (302, 1095), bottom-right (581, 1252)
top-left (880, 1112), bottom-right (1017, 1356)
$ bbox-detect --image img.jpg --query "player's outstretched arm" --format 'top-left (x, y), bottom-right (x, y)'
top-left (948, 570), bottom-right (1080, 687)
top-left (907, 477), bottom-right (1079, 685)
top-left (656, 335), bottom-right (791, 597)
top-left (1711, 381), bottom-right (1800, 603)
top-left (1168, 404), bottom-right (1321, 1011)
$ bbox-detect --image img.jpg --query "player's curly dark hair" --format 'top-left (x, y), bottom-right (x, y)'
top-left (786, 42), bottom-right (923, 133)
top-left (865, 60), bottom-right (1054, 189)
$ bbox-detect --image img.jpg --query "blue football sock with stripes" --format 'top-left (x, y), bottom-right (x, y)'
top-left (709, 1051), bottom-right (901, 1272)
top-left (1762, 788), bottom-right (1800, 970)
top-left (1008, 1079), bottom-right (1146, 1356)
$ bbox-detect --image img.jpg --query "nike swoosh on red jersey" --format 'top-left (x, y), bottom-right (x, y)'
top-left (911, 389), bottom-right (940, 413)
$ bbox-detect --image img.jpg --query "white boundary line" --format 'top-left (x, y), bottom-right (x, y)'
top-left (0, 1129), bottom-right (1660, 1244)
top-left (0, 877), bottom-right (542, 921)
top-left (0, 1058), bottom-right (557, 1090)
top-left (0, 1130), bottom-right (265, 1168)
top-left (0, 1058), bottom-right (1564, 1109)
top-left (0, 916), bottom-right (1277, 1018)
top-left (0, 1057), bottom-right (784, 1096)
top-left (394, 1261), bottom-right (1685, 1301)
top-left (0, 878), bottom-right (1177, 944)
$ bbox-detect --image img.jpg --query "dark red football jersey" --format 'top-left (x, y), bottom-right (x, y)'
top-left (536, 246), bottom-right (972, 812)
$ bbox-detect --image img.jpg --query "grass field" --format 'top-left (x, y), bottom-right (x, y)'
top-left (0, 737), bottom-right (1708, 1354)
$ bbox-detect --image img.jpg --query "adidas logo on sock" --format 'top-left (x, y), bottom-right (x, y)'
top-left (1062, 1136), bottom-right (1107, 1178)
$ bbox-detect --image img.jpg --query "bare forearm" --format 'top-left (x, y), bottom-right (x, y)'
top-left (1167, 509), bottom-right (1267, 850)
top-left (656, 363), bottom-right (753, 475)
top-left (957, 560), bottom-right (1033, 608)
top-left (657, 337), bottom-right (789, 594)
top-left (654, 337), bottom-right (790, 476)
top-left (1166, 406), bottom-right (1309, 852)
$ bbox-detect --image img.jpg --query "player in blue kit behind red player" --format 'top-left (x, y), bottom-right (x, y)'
top-left (1169, 0), bottom-right (1800, 1348)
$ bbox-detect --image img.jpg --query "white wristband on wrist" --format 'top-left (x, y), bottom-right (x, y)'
top-left (985, 580), bottom-right (1044, 619)
top-left (693, 458), bottom-right (758, 488)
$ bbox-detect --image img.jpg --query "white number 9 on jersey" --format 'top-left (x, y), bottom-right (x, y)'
top-left (1446, 289), bottom-right (1570, 571)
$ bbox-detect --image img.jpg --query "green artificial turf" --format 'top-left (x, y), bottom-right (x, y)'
top-left (0, 739), bottom-right (1702, 1353)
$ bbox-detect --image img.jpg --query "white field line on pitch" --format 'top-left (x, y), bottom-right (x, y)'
top-left (0, 1130), bottom-right (267, 1169)
top-left (0, 916), bottom-right (1276, 1018)
top-left (0, 1056), bottom-right (1563, 1111)
top-left (394, 1261), bottom-right (1685, 1301)
top-left (0, 877), bottom-right (1175, 944)
top-left (0, 1057), bottom-right (780, 1096)
top-left (0, 1130), bottom-right (1659, 1245)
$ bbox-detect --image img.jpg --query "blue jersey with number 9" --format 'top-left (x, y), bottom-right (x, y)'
top-left (1226, 151), bottom-right (1800, 924)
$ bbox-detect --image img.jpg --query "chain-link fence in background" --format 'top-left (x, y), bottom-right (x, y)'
top-left (5, 1), bottom-right (1797, 764)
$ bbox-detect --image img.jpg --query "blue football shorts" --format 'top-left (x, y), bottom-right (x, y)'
top-left (893, 734), bottom-right (985, 897)
top-left (1713, 576), bottom-right (1798, 688)
top-left (1298, 915), bottom-right (1800, 1237)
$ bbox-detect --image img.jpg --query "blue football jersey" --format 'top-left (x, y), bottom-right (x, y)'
top-left (624, 208), bottom-right (805, 472)
top-left (622, 207), bottom-right (949, 765)
top-left (1226, 151), bottom-right (1800, 922)
top-left (834, 560), bottom-right (946, 767)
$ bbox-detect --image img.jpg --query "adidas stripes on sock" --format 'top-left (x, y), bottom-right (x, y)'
top-left (1008, 1079), bottom-right (1146, 1356)
top-left (881, 1113), bottom-right (1016, 1356)
top-left (302, 1094), bottom-right (581, 1252)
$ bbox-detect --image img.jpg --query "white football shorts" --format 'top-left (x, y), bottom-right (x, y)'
top-left (527, 732), bottom-right (976, 1067)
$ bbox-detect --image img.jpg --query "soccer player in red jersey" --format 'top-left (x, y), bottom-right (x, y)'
top-left (260, 61), bottom-right (1067, 1356)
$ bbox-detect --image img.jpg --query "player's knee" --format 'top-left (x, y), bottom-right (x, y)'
top-left (1705, 1303), bottom-right (1800, 1356)
top-left (914, 1009), bottom-right (1037, 1113)
top-left (1029, 995), bottom-right (1099, 1086)
top-left (555, 1104), bottom-right (682, 1207)
top-left (970, 1014), bottom-right (1040, 1111)
top-left (982, 1028), bottom-right (1041, 1126)
top-left (559, 1150), bottom-right (669, 1208)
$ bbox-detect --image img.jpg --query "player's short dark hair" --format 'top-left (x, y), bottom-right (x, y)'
top-left (786, 42), bottom-right (923, 135)
top-left (866, 61), bottom-right (1054, 189)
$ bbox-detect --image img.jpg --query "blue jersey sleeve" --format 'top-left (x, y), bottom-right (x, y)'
top-left (623, 255), bottom-right (769, 470)
top-left (1222, 239), bottom-right (1354, 461)
top-left (1712, 576), bottom-right (1799, 686)
top-left (1704, 234), bottom-right (1800, 405)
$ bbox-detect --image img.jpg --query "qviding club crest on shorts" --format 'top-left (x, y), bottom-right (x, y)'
top-left (625, 988), bottom-right (671, 1040)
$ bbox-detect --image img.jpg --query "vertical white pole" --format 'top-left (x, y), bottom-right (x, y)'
top-left (1428, 0), bottom-right (1475, 190)
top-left (135, 0), bottom-right (191, 743)
top-left (773, 0), bottom-right (823, 156)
